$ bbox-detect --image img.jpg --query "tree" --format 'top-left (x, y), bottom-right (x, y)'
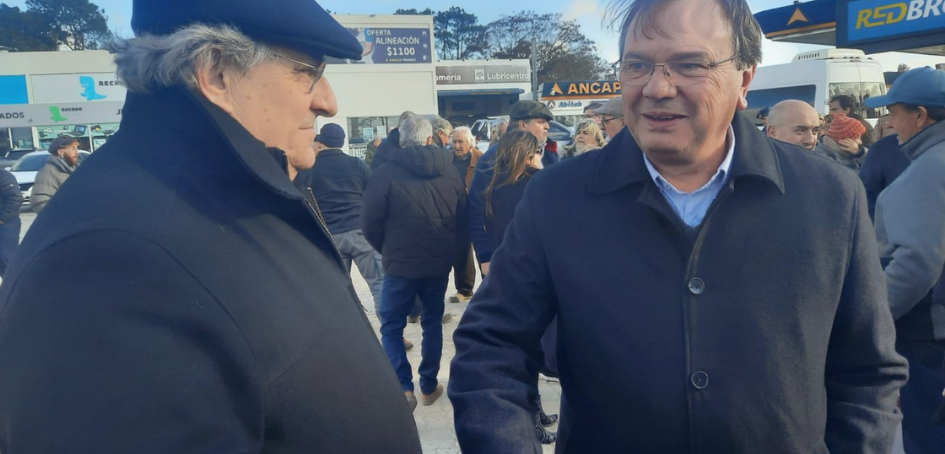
top-left (897, 63), bottom-right (910, 73)
top-left (0, 4), bottom-right (59, 51)
top-left (25, 0), bottom-right (111, 50)
top-left (433, 7), bottom-right (485, 60)
top-left (482, 11), bottom-right (610, 83)
top-left (394, 8), bottom-right (434, 15)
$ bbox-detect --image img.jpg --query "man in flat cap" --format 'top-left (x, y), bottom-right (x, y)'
top-left (595, 96), bottom-right (626, 139)
top-left (467, 100), bottom-right (555, 275)
top-left (0, 1), bottom-right (422, 453)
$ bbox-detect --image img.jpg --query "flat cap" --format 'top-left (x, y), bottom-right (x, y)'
top-left (131, 0), bottom-right (363, 61)
top-left (509, 100), bottom-right (554, 122)
top-left (594, 97), bottom-right (623, 118)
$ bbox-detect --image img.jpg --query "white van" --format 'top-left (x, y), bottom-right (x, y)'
top-left (748, 49), bottom-right (887, 125)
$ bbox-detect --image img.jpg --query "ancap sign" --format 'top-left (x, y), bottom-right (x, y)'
top-left (435, 64), bottom-right (531, 85)
top-left (541, 81), bottom-right (621, 99)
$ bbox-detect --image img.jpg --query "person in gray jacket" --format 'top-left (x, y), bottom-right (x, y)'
top-left (31, 136), bottom-right (79, 214)
top-left (867, 66), bottom-right (945, 453)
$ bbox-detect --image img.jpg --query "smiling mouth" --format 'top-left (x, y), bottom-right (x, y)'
top-left (643, 113), bottom-right (686, 121)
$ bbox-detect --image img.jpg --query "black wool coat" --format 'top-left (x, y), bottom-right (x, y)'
top-left (0, 88), bottom-right (422, 454)
top-left (361, 143), bottom-right (468, 280)
top-left (449, 113), bottom-right (908, 454)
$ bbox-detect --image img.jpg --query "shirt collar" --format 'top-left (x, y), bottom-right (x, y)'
top-left (642, 125), bottom-right (735, 194)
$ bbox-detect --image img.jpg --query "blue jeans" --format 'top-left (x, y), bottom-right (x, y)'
top-left (897, 339), bottom-right (945, 454)
top-left (380, 274), bottom-right (448, 394)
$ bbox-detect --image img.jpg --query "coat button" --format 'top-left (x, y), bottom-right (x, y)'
top-left (688, 278), bottom-right (705, 295)
top-left (691, 371), bottom-right (709, 389)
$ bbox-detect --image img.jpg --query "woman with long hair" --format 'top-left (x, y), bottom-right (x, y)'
top-left (562, 119), bottom-right (607, 159)
top-left (481, 129), bottom-right (559, 444)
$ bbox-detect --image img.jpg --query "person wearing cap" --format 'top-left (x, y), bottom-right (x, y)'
top-left (467, 100), bottom-right (555, 275)
top-left (595, 96), bottom-right (626, 139)
top-left (813, 114), bottom-right (868, 170)
top-left (764, 100), bottom-right (821, 151)
top-left (756, 105), bottom-right (770, 129)
top-left (865, 66), bottom-right (945, 452)
top-left (450, 0), bottom-right (906, 451)
top-left (30, 135), bottom-right (80, 215)
top-left (0, 1), bottom-right (423, 453)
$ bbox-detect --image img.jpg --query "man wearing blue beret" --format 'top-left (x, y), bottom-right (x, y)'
top-left (0, 1), bottom-right (423, 453)
top-left (866, 66), bottom-right (945, 452)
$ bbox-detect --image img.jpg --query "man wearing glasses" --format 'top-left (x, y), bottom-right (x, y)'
top-left (0, 0), bottom-right (423, 453)
top-left (449, 0), bottom-right (906, 452)
top-left (594, 96), bottom-right (626, 139)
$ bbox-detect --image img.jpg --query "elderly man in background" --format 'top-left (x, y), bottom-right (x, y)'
top-left (765, 99), bottom-right (821, 151)
top-left (449, 0), bottom-right (907, 451)
top-left (594, 96), bottom-right (626, 139)
top-left (449, 126), bottom-right (482, 303)
top-left (866, 66), bottom-right (945, 453)
top-left (0, 0), bottom-right (423, 452)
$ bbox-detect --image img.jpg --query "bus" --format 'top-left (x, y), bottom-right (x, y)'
top-left (747, 49), bottom-right (887, 125)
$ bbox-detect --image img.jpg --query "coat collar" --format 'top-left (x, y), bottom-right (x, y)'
top-left (588, 112), bottom-right (784, 195)
top-left (899, 119), bottom-right (945, 160)
top-left (119, 88), bottom-right (305, 201)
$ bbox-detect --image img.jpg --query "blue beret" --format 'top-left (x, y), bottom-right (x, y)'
top-left (131, 0), bottom-right (363, 61)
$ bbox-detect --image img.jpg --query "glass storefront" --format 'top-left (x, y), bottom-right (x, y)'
top-left (36, 122), bottom-right (119, 151)
top-left (347, 116), bottom-right (398, 158)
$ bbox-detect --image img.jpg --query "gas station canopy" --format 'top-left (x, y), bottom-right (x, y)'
top-left (754, 0), bottom-right (945, 56)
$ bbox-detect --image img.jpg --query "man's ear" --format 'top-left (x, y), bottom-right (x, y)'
top-left (736, 65), bottom-right (757, 110)
top-left (426, 136), bottom-right (434, 146)
top-left (196, 48), bottom-right (237, 115)
top-left (765, 125), bottom-right (774, 137)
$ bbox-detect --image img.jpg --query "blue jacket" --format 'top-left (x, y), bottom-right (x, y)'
top-left (449, 113), bottom-right (906, 454)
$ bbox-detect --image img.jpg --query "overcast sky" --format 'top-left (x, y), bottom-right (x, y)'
top-left (7, 0), bottom-right (944, 71)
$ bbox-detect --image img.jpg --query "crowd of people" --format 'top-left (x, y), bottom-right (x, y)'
top-left (0, 0), bottom-right (941, 453)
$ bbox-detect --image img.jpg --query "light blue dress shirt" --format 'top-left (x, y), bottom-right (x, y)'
top-left (642, 127), bottom-right (735, 227)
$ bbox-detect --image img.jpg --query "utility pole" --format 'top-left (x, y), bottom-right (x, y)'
top-left (530, 39), bottom-right (539, 101)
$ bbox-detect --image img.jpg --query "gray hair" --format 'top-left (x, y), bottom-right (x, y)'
top-left (108, 23), bottom-right (279, 93)
top-left (453, 126), bottom-right (475, 144)
top-left (398, 111), bottom-right (416, 126)
top-left (430, 115), bottom-right (453, 136)
top-left (399, 116), bottom-right (433, 147)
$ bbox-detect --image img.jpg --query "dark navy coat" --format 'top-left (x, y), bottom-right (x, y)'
top-left (449, 112), bottom-right (907, 454)
top-left (0, 88), bottom-right (422, 454)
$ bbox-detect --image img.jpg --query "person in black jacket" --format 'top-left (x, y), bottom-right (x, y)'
top-left (298, 124), bottom-right (381, 309)
top-left (0, 1), bottom-right (423, 453)
top-left (370, 111), bottom-right (414, 171)
top-left (448, 0), bottom-right (906, 452)
top-left (858, 133), bottom-right (910, 221)
top-left (0, 168), bottom-right (22, 276)
top-left (361, 115), bottom-right (467, 411)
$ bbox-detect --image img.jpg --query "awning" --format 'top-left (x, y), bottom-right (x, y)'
top-left (437, 88), bottom-right (525, 97)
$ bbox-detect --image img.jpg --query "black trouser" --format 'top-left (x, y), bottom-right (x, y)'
top-left (453, 243), bottom-right (476, 296)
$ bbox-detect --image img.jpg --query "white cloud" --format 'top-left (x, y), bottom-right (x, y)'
top-left (563, 0), bottom-right (606, 20)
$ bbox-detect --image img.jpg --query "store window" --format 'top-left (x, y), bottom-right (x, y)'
top-left (347, 116), bottom-right (398, 159)
top-left (10, 127), bottom-right (34, 150)
top-left (829, 82), bottom-right (887, 119)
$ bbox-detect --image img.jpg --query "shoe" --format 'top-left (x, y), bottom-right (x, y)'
top-left (535, 422), bottom-right (557, 444)
top-left (441, 313), bottom-right (454, 324)
top-left (407, 315), bottom-right (420, 324)
top-left (404, 338), bottom-right (413, 351)
top-left (449, 292), bottom-right (473, 303)
top-left (420, 383), bottom-right (444, 406)
top-left (539, 409), bottom-right (558, 427)
top-left (405, 391), bottom-right (418, 412)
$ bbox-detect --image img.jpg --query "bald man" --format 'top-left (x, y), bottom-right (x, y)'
top-left (766, 100), bottom-right (822, 151)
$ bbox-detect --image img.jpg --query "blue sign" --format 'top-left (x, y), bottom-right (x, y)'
top-left (328, 27), bottom-right (432, 64)
top-left (541, 81), bottom-right (621, 99)
top-left (844, 0), bottom-right (945, 43)
top-left (0, 75), bottom-right (29, 104)
top-left (754, 0), bottom-right (836, 35)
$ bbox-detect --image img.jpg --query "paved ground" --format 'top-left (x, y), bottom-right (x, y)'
top-left (15, 210), bottom-right (904, 454)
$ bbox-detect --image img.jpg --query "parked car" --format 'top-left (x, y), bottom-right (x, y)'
top-left (0, 149), bottom-right (36, 170)
top-left (9, 150), bottom-right (90, 203)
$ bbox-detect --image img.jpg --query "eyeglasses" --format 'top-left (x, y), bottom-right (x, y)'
top-left (600, 116), bottom-right (621, 125)
top-left (616, 55), bottom-right (737, 86)
top-left (275, 54), bottom-right (327, 93)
